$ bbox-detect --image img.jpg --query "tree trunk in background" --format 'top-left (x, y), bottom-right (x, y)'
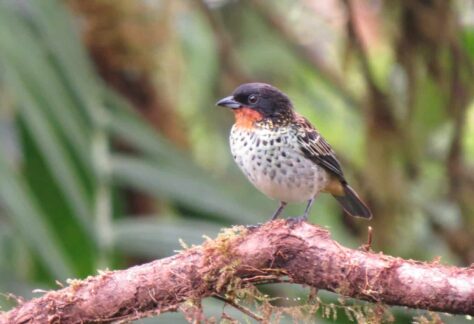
top-left (343, 0), bottom-right (474, 261)
top-left (343, 0), bottom-right (410, 249)
top-left (394, 0), bottom-right (474, 263)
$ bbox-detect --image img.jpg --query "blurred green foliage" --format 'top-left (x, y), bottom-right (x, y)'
top-left (0, 0), bottom-right (473, 323)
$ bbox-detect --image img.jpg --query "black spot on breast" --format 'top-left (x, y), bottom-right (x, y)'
top-left (257, 162), bottom-right (261, 166)
top-left (276, 137), bottom-right (281, 143)
top-left (251, 155), bottom-right (255, 161)
top-left (269, 169), bottom-right (276, 179)
top-left (262, 140), bottom-right (268, 146)
top-left (281, 152), bottom-right (287, 158)
top-left (276, 163), bottom-right (281, 168)
top-left (256, 139), bottom-right (260, 147)
top-left (266, 158), bottom-right (272, 163)
top-left (270, 139), bottom-right (274, 145)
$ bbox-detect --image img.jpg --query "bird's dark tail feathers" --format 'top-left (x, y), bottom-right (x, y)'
top-left (333, 184), bottom-right (372, 219)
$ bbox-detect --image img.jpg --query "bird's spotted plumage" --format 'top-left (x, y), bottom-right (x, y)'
top-left (217, 82), bottom-right (372, 221)
top-left (230, 123), bottom-right (329, 203)
top-left (294, 115), bottom-right (345, 185)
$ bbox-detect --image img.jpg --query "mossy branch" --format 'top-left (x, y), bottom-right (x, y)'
top-left (1, 220), bottom-right (473, 323)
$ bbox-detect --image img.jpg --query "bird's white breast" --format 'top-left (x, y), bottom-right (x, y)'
top-left (230, 125), bottom-right (328, 202)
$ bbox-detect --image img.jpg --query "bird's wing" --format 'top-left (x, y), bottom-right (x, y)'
top-left (294, 114), bottom-right (346, 182)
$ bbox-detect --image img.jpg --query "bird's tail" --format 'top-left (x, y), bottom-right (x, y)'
top-left (333, 184), bottom-right (372, 219)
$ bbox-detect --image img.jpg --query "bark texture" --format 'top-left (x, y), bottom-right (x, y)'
top-left (2, 220), bottom-right (473, 323)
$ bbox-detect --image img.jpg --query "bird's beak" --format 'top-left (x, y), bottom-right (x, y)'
top-left (216, 96), bottom-right (242, 109)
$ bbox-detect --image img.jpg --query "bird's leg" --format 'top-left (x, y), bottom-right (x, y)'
top-left (245, 201), bottom-right (288, 229)
top-left (288, 198), bottom-right (315, 223)
top-left (302, 198), bottom-right (315, 221)
top-left (270, 201), bottom-right (287, 220)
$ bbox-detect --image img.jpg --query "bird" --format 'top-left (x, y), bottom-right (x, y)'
top-left (216, 82), bottom-right (372, 222)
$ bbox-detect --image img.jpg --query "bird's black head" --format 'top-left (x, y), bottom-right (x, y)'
top-left (216, 83), bottom-right (294, 126)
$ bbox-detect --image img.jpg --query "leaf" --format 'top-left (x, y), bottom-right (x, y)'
top-left (111, 155), bottom-right (261, 224)
top-left (1, 64), bottom-right (95, 239)
top-left (0, 156), bottom-right (73, 280)
top-left (29, 0), bottom-right (106, 124)
top-left (0, 3), bottom-right (93, 171)
top-left (106, 94), bottom-right (192, 167)
top-left (113, 218), bottom-right (221, 258)
top-left (0, 3), bottom-right (96, 240)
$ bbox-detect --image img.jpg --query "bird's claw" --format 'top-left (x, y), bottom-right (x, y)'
top-left (286, 215), bottom-right (308, 224)
top-left (245, 223), bottom-right (263, 230)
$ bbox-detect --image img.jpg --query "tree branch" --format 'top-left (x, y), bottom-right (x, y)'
top-left (2, 221), bottom-right (473, 323)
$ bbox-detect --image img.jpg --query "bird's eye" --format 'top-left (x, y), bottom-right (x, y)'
top-left (248, 94), bottom-right (258, 104)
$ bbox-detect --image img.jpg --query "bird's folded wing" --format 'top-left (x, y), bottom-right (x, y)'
top-left (294, 115), bottom-right (346, 182)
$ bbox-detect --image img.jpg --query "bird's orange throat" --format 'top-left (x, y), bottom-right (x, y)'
top-left (233, 108), bottom-right (263, 129)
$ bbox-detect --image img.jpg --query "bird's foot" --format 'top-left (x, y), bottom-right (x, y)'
top-left (245, 223), bottom-right (263, 230)
top-left (286, 215), bottom-right (308, 224)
